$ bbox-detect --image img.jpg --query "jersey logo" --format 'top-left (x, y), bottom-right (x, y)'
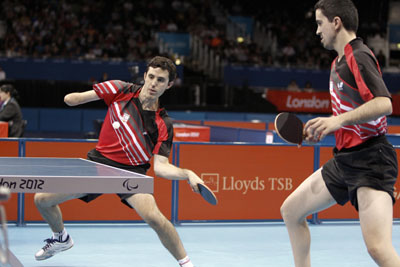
top-left (122, 113), bottom-right (130, 123)
top-left (337, 82), bottom-right (344, 91)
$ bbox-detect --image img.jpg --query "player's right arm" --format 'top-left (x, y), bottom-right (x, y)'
top-left (64, 90), bottom-right (100, 106)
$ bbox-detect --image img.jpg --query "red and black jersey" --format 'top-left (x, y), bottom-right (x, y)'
top-left (329, 38), bottom-right (390, 150)
top-left (93, 80), bottom-right (173, 166)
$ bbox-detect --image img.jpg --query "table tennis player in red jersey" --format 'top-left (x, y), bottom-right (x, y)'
top-left (34, 56), bottom-right (203, 267)
top-left (280, 0), bottom-right (400, 266)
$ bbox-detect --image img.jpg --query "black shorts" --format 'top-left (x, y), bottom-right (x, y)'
top-left (321, 135), bottom-right (398, 211)
top-left (79, 149), bottom-right (151, 208)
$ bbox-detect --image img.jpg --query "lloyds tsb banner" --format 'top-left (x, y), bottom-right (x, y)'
top-left (266, 90), bottom-right (331, 113)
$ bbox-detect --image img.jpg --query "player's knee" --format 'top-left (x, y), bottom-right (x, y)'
top-left (143, 211), bottom-right (167, 230)
top-left (280, 200), bottom-right (293, 221)
top-left (34, 193), bottom-right (50, 208)
top-left (280, 199), bottom-right (304, 224)
top-left (366, 243), bottom-right (389, 263)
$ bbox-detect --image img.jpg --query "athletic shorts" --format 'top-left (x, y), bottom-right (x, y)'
top-left (321, 135), bottom-right (398, 211)
top-left (79, 148), bottom-right (151, 208)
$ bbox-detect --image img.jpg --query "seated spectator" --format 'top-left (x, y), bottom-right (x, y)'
top-left (303, 81), bottom-right (315, 93)
top-left (0, 67), bottom-right (6, 81)
top-left (0, 84), bottom-right (24, 137)
top-left (287, 79), bottom-right (301, 92)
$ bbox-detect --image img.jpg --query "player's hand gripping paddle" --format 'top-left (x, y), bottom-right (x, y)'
top-left (198, 183), bottom-right (218, 205)
top-left (274, 112), bottom-right (304, 145)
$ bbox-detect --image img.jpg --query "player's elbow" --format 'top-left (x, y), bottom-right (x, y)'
top-left (153, 163), bottom-right (163, 177)
top-left (381, 97), bottom-right (392, 116)
top-left (64, 93), bottom-right (78, 106)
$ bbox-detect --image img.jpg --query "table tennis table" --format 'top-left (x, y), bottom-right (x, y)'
top-left (0, 157), bottom-right (154, 194)
top-left (0, 157), bottom-right (154, 267)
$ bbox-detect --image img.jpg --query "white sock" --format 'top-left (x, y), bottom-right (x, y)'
top-left (178, 256), bottom-right (194, 267)
top-left (52, 228), bottom-right (68, 242)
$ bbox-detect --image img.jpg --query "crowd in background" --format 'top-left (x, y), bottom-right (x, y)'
top-left (0, 0), bottom-right (389, 70)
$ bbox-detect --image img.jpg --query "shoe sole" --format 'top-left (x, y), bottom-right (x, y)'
top-left (35, 243), bottom-right (74, 261)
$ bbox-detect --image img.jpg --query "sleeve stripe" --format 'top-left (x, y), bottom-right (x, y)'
top-left (344, 44), bottom-right (374, 101)
top-left (105, 81), bottom-right (117, 94)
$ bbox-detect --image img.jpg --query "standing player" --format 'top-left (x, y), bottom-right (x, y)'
top-left (34, 56), bottom-right (202, 267)
top-left (280, 0), bottom-right (400, 266)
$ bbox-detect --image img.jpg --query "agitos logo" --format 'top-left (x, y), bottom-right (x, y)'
top-left (123, 179), bottom-right (139, 191)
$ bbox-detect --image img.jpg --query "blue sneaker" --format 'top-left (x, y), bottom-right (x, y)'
top-left (35, 235), bottom-right (74, 260)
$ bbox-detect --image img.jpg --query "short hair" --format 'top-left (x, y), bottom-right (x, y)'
top-left (0, 84), bottom-right (18, 98)
top-left (314, 0), bottom-right (359, 33)
top-left (146, 56), bottom-right (177, 83)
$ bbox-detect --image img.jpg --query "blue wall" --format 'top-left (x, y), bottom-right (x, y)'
top-left (0, 58), bottom-right (184, 82)
top-left (21, 108), bottom-right (400, 140)
top-left (22, 107), bottom-right (107, 133)
top-left (223, 65), bottom-right (400, 92)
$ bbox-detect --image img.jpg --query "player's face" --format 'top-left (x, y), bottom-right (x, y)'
top-left (142, 67), bottom-right (173, 99)
top-left (315, 9), bottom-right (336, 50)
top-left (0, 90), bottom-right (9, 102)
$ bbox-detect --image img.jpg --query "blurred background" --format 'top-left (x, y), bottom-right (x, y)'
top-left (0, 0), bottom-right (399, 137)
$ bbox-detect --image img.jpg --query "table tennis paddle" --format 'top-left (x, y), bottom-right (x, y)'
top-left (274, 112), bottom-right (304, 145)
top-left (198, 183), bottom-right (218, 205)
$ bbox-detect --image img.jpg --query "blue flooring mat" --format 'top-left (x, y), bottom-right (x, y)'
top-left (8, 222), bottom-right (400, 267)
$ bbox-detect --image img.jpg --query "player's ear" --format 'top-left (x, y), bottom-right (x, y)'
top-left (167, 81), bottom-right (174, 89)
top-left (143, 72), bottom-right (147, 80)
top-left (333, 16), bottom-right (342, 31)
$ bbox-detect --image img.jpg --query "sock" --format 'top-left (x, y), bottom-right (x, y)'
top-left (178, 256), bottom-right (194, 267)
top-left (52, 228), bottom-right (68, 242)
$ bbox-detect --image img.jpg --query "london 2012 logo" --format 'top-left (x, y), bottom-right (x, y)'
top-left (123, 179), bottom-right (139, 191)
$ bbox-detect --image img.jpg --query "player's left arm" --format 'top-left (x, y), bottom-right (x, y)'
top-left (305, 96), bottom-right (392, 142)
top-left (153, 154), bottom-right (203, 192)
top-left (64, 90), bottom-right (100, 106)
top-left (305, 49), bottom-right (392, 142)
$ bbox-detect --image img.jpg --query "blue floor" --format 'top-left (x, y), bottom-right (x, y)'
top-left (8, 222), bottom-right (400, 267)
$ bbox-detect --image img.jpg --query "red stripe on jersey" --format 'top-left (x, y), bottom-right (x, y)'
top-left (108, 107), bottom-right (140, 165)
top-left (344, 44), bottom-right (374, 102)
top-left (153, 110), bottom-right (168, 154)
top-left (111, 101), bottom-right (150, 163)
top-left (109, 80), bottom-right (120, 92)
top-left (369, 48), bottom-right (382, 75)
top-left (103, 81), bottom-right (117, 94)
top-left (99, 82), bottom-right (109, 94)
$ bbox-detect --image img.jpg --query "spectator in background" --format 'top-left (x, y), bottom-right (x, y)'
top-left (0, 84), bottom-right (24, 137)
top-left (286, 79), bottom-right (301, 92)
top-left (0, 67), bottom-right (6, 81)
top-left (303, 80), bottom-right (315, 93)
top-left (100, 72), bottom-right (109, 82)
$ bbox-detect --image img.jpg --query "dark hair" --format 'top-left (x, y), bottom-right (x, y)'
top-left (146, 56), bottom-right (177, 82)
top-left (0, 84), bottom-right (19, 99)
top-left (314, 0), bottom-right (358, 33)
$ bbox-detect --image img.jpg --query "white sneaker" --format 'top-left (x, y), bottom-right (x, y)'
top-left (35, 235), bottom-right (74, 260)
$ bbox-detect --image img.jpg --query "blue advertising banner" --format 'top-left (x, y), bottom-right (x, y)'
top-left (157, 32), bottom-right (191, 56)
